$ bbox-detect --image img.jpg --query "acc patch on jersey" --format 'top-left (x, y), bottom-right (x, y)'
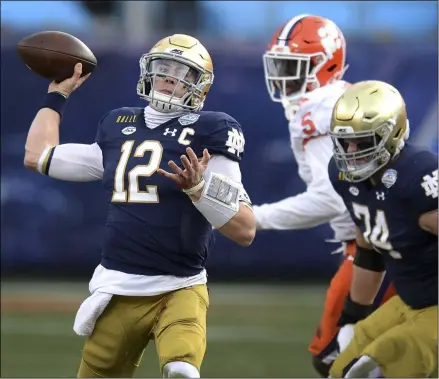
top-left (122, 126), bottom-right (136, 135)
top-left (178, 114), bottom-right (200, 126)
top-left (349, 186), bottom-right (359, 196)
top-left (381, 169), bottom-right (398, 188)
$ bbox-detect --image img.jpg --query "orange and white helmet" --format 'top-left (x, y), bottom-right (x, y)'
top-left (263, 14), bottom-right (348, 103)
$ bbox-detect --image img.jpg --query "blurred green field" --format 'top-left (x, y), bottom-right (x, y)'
top-left (1, 281), bottom-right (326, 378)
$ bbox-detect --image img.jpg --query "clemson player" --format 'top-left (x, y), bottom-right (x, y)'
top-left (252, 15), bottom-right (396, 376)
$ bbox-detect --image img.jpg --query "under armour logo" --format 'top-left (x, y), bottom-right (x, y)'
top-left (163, 128), bottom-right (177, 137)
top-left (376, 191), bottom-right (385, 200)
top-left (225, 128), bottom-right (245, 157)
top-left (421, 169), bottom-right (438, 199)
top-left (169, 49), bottom-right (183, 55)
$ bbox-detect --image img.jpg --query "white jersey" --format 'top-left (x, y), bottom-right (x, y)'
top-left (253, 81), bottom-right (356, 242)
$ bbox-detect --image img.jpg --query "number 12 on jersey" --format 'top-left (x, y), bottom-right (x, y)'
top-left (112, 140), bottom-right (163, 203)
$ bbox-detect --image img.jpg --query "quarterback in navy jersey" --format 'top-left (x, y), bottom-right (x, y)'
top-left (24, 34), bottom-right (256, 378)
top-left (326, 81), bottom-right (438, 378)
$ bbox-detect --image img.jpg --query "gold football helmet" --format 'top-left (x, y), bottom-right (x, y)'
top-left (329, 80), bottom-right (410, 182)
top-left (137, 34), bottom-right (214, 112)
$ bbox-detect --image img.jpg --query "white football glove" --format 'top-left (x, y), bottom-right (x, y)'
top-left (337, 323), bottom-right (355, 352)
top-left (343, 355), bottom-right (382, 378)
top-left (336, 328), bottom-right (384, 378)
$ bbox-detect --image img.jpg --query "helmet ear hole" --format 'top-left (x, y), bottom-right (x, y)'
top-left (394, 128), bottom-right (403, 139)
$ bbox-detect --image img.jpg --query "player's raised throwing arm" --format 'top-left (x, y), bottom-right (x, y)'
top-left (24, 64), bottom-right (103, 181)
top-left (158, 147), bottom-right (256, 247)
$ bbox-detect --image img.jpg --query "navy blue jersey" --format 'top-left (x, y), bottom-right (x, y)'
top-left (95, 107), bottom-right (245, 277)
top-left (328, 144), bottom-right (438, 309)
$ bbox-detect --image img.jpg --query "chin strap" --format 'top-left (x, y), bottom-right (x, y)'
top-left (149, 90), bottom-right (186, 113)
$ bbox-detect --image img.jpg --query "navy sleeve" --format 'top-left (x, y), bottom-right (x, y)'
top-left (406, 150), bottom-right (438, 215)
top-left (201, 113), bottom-right (245, 162)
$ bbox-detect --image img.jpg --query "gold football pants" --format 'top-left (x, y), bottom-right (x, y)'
top-left (77, 284), bottom-right (209, 378)
top-left (330, 295), bottom-right (438, 378)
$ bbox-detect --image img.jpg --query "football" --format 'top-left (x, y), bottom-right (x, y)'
top-left (17, 31), bottom-right (97, 83)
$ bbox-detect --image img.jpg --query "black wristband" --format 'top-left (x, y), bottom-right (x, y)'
top-left (39, 92), bottom-right (68, 119)
top-left (337, 295), bottom-right (374, 327)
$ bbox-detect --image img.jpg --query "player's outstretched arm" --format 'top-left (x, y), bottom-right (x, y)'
top-left (158, 147), bottom-right (256, 246)
top-left (253, 136), bottom-right (347, 230)
top-left (24, 64), bottom-right (102, 181)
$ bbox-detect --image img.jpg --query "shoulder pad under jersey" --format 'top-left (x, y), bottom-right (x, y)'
top-left (327, 156), bottom-right (344, 194)
top-left (197, 111), bottom-right (245, 162)
top-left (295, 81), bottom-right (350, 139)
top-left (95, 107), bottom-right (143, 146)
top-left (395, 145), bottom-right (438, 214)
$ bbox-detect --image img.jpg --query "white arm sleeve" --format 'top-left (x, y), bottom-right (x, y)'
top-left (191, 154), bottom-right (251, 228)
top-left (37, 143), bottom-right (104, 181)
top-left (253, 136), bottom-right (346, 230)
top-left (204, 154), bottom-right (242, 183)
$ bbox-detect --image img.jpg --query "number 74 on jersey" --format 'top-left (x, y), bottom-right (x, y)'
top-left (353, 203), bottom-right (402, 260)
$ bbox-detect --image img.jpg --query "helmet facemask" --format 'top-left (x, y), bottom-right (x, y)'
top-left (330, 121), bottom-right (397, 182)
top-left (263, 51), bottom-right (327, 103)
top-left (137, 53), bottom-right (212, 113)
